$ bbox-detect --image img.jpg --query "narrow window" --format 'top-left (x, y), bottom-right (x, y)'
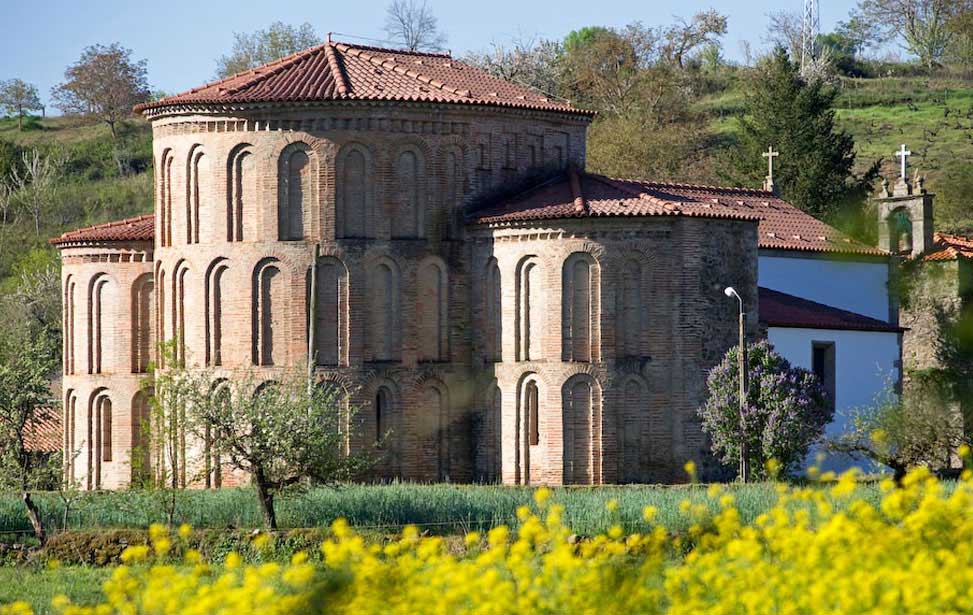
top-left (562, 254), bottom-right (596, 362)
top-left (393, 150), bottom-right (421, 238)
top-left (313, 258), bottom-right (348, 366)
top-left (485, 260), bottom-right (502, 362)
top-left (131, 275), bottom-right (154, 373)
top-left (527, 381), bottom-right (539, 446)
top-left (337, 147), bottom-right (368, 238)
top-left (812, 341), bottom-right (836, 410)
top-left (516, 258), bottom-right (541, 361)
top-left (206, 261), bottom-right (228, 367)
top-left (253, 260), bottom-right (284, 366)
top-left (278, 145), bottom-right (311, 241)
top-left (417, 261), bottom-right (447, 362)
top-left (227, 145), bottom-right (253, 242)
top-left (366, 262), bottom-right (401, 361)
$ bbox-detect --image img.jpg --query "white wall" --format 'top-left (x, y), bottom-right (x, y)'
top-left (767, 327), bottom-right (900, 473)
top-left (759, 254), bottom-right (891, 321)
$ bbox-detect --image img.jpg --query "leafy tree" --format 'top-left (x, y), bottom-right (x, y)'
top-left (946, 9), bottom-right (973, 75)
top-left (215, 22), bottom-right (321, 78)
top-left (384, 0), bottom-right (447, 52)
top-left (764, 10), bottom-right (804, 61)
top-left (0, 79), bottom-right (43, 131)
top-left (51, 43), bottom-right (150, 139)
top-left (155, 364), bottom-right (372, 529)
top-left (0, 332), bottom-right (59, 543)
top-left (829, 380), bottom-right (963, 481)
top-left (699, 340), bottom-right (832, 480)
top-left (725, 47), bottom-right (877, 223)
top-left (857, 0), bottom-right (970, 70)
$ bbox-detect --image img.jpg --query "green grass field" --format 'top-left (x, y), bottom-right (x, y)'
top-left (0, 481), bottom-right (888, 539)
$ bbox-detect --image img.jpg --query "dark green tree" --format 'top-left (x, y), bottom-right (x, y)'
top-left (725, 47), bottom-right (877, 225)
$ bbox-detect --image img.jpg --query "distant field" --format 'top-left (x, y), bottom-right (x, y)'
top-left (0, 566), bottom-right (108, 615)
top-left (0, 481), bottom-right (887, 539)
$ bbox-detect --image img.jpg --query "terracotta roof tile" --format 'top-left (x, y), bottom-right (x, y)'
top-left (24, 407), bottom-right (61, 453)
top-left (760, 287), bottom-right (905, 333)
top-left (136, 42), bottom-right (589, 118)
top-left (50, 215), bottom-right (155, 247)
top-left (920, 232), bottom-right (973, 262)
top-left (472, 171), bottom-right (885, 256)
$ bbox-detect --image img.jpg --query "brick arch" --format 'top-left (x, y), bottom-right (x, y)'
top-left (159, 148), bottom-right (175, 247)
top-left (130, 389), bottom-right (152, 485)
top-left (155, 263), bottom-right (167, 365)
top-left (416, 255), bottom-right (449, 362)
top-left (334, 142), bottom-right (375, 239)
top-left (515, 371), bottom-right (544, 485)
top-left (361, 376), bottom-right (403, 476)
top-left (131, 272), bottom-right (154, 373)
top-left (185, 143), bottom-right (213, 244)
top-left (515, 255), bottom-right (543, 362)
top-left (562, 251), bottom-right (601, 363)
top-left (390, 140), bottom-right (431, 239)
top-left (63, 274), bottom-right (77, 375)
top-left (226, 142), bottom-right (255, 242)
top-left (63, 388), bottom-right (78, 483)
top-left (561, 373), bottom-right (604, 485)
top-left (87, 272), bottom-right (117, 375)
top-left (364, 255), bottom-right (402, 362)
top-left (86, 387), bottom-right (112, 490)
top-left (478, 378), bottom-right (502, 483)
top-left (436, 141), bottom-right (468, 239)
top-left (276, 141), bottom-right (316, 241)
top-left (311, 255), bottom-right (350, 367)
top-left (482, 257), bottom-right (502, 362)
top-left (171, 260), bottom-right (191, 365)
top-left (252, 257), bottom-right (288, 366)
top-left (614, 374), bottom-right (649, 483)
top-left (415, 377), bottom-right (450, 481)
top-left (204, 258), bottom-right (230, 367)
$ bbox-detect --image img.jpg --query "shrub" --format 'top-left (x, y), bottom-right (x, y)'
top-left (699, 340), bottom-right (832, 479)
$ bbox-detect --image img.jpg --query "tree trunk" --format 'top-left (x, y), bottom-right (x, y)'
top-left (22, 492), bottom-right (46, 544)
top-left (254, 472), bottom-right (277, 530)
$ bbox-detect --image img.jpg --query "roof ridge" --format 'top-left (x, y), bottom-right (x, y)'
top-left (339, 43), bottom-right (472, 99)
top-left (334, 41), bottom-right (452, 58)
top-left (568, 167), bottom-right (587, 214)
top-left (586, 173), bottom-right (677, 210)
top-left (324, 42), bottom-right (351, 95)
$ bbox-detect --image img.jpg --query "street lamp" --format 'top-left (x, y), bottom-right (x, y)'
top-left (724, 286), bottom-right (748, 483)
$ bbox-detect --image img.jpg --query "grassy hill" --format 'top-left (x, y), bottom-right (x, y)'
top-left (0, 115), bottom-right (153, 285)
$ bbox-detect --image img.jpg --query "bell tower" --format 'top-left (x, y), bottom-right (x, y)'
top-left (876, 145), bottom-right (935, 257)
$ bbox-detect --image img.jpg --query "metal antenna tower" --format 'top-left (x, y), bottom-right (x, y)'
top-left (801, 0), bottom-right (820, 69)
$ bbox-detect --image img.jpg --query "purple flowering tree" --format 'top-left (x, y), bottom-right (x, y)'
top-left (699, 340), bottom-right (832, 480)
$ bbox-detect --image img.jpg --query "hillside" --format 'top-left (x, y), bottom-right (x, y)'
top-left (0, 116), bottom-right (153, 287)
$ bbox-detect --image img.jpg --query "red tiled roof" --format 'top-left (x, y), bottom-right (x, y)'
top-left (50, 215), bottom-right (155, 247)
top-left (24, 408), bottom-right (61, 453)
top-left (136, 42), bottom-right (589, 118)
top-left (472, 170), bottom-right (885, 256)
top-left (920, 232), bottom-right (973, 262)
top-left (759, 287), bottom-right (905, 333)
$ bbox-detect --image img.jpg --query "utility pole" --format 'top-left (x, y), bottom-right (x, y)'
top-left (724, 286), bottom-right (748, 483)
top-left (801, 0), bottom-right (820, 71)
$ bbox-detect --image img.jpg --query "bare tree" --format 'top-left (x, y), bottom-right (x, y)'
top-left (215, 22), bottom-right (322, 78)
top-left (384, 0), bottom-right (447, 52)
top-left (765, 10), bottom-right (804, 61)
top-left (463, 35), bottom-right (564, 98)
top-left (0, 180), bottom-right (13, 258)
top-left (0, 79), bottom-right (43, 131)
top-left (10, 148), bottom-right (68, 236)
top-left (857, 0), bottom-right (972, 69)
top-left (661, 9), bottom-right (728, 68)
top-left (51, 43), bottom-right (150, 139)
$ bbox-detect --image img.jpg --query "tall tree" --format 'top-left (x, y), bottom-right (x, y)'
top-left (661, 10), bottom-right (728, 68)
top-left (0, 332), bottom-right (59, 544)
top-left (384, 0), bottom-right (447, 52)
top-left (215, 22), bottom-right (322, 78)
top-left (725, 47), bottom-right (876, 223)
top-left (51, 43), bottom-right (150, 139)
top-left (0, 80), bottom-right (43, 131)
top-left (857, 0), bottom-right (970, 69)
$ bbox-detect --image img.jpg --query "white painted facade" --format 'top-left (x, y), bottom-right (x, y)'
top-left (759, 252), bottom-right (892, 321)
top-left (766, 326), bottom-right (899, 472)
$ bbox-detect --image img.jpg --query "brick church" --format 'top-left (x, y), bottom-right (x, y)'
top-left (52, 40), bottom-right (908, 489)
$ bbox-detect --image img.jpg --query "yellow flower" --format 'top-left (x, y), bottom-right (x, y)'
top-left (683, 460), bottom-right (697, 480)
top-left (252, 532), bottom-right (273, 551)
top-left (148, 523), bottom-right (168, 541)
top-left (152, 537), bottom-right (171, 557)
top-left (120, 545), bottom-right (150, 564)
top-left (45, 558), bottom-right (60, 570)
top-left (642, 505), bottom-right (658, 523)
top-left (178, 523), bottom-right (193, 539)
top-left (607, 524), bottom-right (623, 539)
top-left (516, 505), bottom-right (532, 522)
top-left (534, 487), bottom-right (552, 507)
top-left (464, 531), bottom-right (481, 549)
top-left (225, 551), bottom-right (242, 569)
top-left (184, 549), bottom-right (202, 564)
top-left (605, 499), bottom-right (619, 513)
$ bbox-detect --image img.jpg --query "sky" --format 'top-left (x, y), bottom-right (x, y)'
top-left (1, 0), bottom-right (865, 110)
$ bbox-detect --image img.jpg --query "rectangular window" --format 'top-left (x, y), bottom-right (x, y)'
top-left (812, 341), bottom-right (836, 410)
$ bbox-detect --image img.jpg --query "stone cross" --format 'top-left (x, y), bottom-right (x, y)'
top-left (896, 144), bottom-right (911, 180)
top-left (762, 146), bottom-right (779, 183)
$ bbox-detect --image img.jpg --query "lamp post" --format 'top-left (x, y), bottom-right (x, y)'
top-left (724, 286), bottom-right (748, 483)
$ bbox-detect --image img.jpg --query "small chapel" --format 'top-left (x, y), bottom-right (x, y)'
top-left (51, 40), bottom-right (931, 488)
